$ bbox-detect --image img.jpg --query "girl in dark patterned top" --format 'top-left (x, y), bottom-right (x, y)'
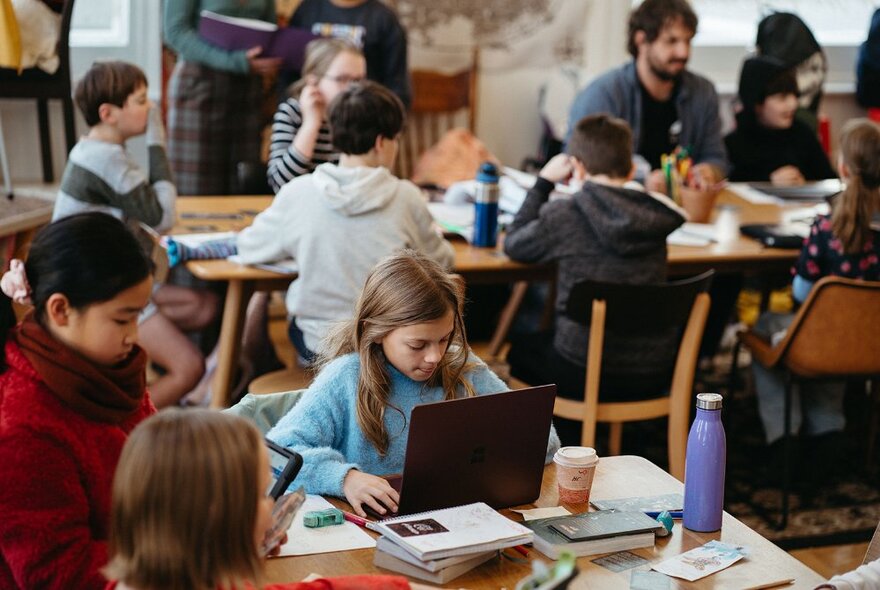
top-left (267, 38), bottom-right (365, 193)
top-left (752, 119), bottom-right (880, 447)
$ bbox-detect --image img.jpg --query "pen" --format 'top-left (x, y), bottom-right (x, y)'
top-left (342, 511), bottom-right (369, 528)
top-left (742, 579), bottom-right (795, 590)
top-left (513, 545), bottom-right (530, 557)
top-left (644, 510), bottom-right (683, 519)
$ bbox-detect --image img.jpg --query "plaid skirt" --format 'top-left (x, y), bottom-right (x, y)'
top-left (167, 61), bottom-right (263, 195)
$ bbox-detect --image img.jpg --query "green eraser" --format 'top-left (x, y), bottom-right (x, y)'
top-left (303, 508), bottom-right (344, 528)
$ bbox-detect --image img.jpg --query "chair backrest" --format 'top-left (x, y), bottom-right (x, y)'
top-left (565, 270), bottom-right (715, 346)
top-left (396, 48), bottom-right (478, 180)
top-left (776, 276), bottom-right (880, 377)
top-left (56, 0), bottom-right (75, 76)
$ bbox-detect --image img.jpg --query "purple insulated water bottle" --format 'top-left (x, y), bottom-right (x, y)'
top-left (683, 393), bottom-right (726, 532)
top-left (472, 162), bottom-right (500, 247)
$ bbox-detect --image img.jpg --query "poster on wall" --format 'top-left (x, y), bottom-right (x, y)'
top-left (393, 0), bottom-right (590, 71)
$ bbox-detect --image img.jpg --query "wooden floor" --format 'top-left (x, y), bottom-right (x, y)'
top-left (263, 310), bottom-right (869, 582)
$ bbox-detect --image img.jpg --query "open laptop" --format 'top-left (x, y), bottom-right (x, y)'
top-left (367, 384), bottom-right (557, 518)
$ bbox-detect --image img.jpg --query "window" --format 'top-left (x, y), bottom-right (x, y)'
top-left (70, 0), bottom-right (130, 47)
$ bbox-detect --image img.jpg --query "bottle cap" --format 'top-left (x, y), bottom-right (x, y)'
top-left (696, 393), bottom-right (723, 410)
top-left (476, 161), bottom-right (499, 183)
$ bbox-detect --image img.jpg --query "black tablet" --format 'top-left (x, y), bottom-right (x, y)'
top-left (265, 439), bottom-right (303, 500)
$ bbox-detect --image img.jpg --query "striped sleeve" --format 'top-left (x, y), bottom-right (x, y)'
top-left (267, 99), bottom-right (339, 193)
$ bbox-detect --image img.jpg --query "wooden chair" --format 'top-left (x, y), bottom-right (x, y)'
top-left (550, 271), bottom-right (713, 481)
top-left (735, 276), bottom-right (880, 529)
top-left (0, 0), bottom-right (76, 182)
top-left (396, 49), bottom-right (478, 181)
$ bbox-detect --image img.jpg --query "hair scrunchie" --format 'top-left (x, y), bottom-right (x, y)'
top-left (1, 259), bottom-right (33, 305)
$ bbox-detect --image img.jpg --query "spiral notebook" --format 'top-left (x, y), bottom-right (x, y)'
top-left (372, 502), bottom-right (532, 561)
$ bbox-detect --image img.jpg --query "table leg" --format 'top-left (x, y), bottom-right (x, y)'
top-left (487, 281), bottom-right (529, 359)
top-left (210, 279), bottom-right (255, 408)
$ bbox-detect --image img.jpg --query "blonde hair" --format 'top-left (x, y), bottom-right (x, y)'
top-left (288, 37), bottom-right (363, 98)
top-left (105, 410), bottom-right (265, 590)
top-left (833, 119), bottom-right (880, 255)
top-left (320, 250), bottom-right (474, 455)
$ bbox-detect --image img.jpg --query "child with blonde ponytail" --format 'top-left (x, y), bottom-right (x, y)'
top-left (753, 119), bottom-right (880, 449)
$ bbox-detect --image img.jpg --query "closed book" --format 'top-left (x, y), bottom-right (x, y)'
top-left (375, 536), bottom-right (494, 573)
top-left (372, 502), bottom-right (532, 561)
top-left (523, 511), bottom-right (661, 559)
top-left (198, 10), bottom-right (316, 70)
top-left (547, 510), bottom-right (662, 542)
top-left (373, 548), bottom-right (496, 583)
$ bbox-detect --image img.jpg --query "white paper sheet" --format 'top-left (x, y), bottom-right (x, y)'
top-left (667, 222), bottom-right (718, 247)
top-left (726, 183), bottom-right (785, 205)
top-left (652, 540), bottom-right (749, 582)
top-left (171, 231), bottom-right (237, 248)
top-left (511, 506), bottom-right (571, 521)
top-left (273, 495), bottom-right (376, 557)
top-left (226, 254), bottom-right (299, 274)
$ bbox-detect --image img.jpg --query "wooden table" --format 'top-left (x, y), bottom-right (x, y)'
top-left (0, 195), bottom-right (54, 267)
top-left (264, 455), bottom-right (823, 589)
top-left (173, 192), bottom-right (803, 407)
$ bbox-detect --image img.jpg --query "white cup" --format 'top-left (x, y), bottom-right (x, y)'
top-left (715, 205), bottom-right (741, 243)
top-left (553, 446), bottom-right (599, 504)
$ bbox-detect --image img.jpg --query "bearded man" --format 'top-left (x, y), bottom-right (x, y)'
top-left (566, 0), bottom-right (727, 193)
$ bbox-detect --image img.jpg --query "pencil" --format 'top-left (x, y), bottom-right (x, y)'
top-left (742, 579), bottom-right (795, 590)
top-left (513, 545), bottom-right (529, 557)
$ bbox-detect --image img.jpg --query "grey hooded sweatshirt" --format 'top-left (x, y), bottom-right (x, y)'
top-left (237, 163), bottom-right (454, 352)
top-left (504, 177), bottom-right (686, 377)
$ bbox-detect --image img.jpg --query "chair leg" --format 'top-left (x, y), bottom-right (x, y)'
top-left (608, 422), bottom-right (622, 456)
top-left (37, 99), bottom-right (53, 183)
top-left (868, 380), bottom-right (880, 471)
top-left (62, 96), bottom-right (76, 154)
top-left (777, 371), bottom-right (794, 531)
top-left (725, 339), bottom-right (742, 433)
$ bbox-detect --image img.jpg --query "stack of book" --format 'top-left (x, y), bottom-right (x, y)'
top-left (522, 510), bottom-right (662, 559)
top-left (370, 502), bottom-right (533, 584)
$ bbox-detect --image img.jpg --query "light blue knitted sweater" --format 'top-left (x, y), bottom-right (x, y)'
top-left (267, 352), bottom-right (561, 497)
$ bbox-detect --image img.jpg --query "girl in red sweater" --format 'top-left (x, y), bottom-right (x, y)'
top-left (104, 409), bottom-right (432, 590)
top-left (0, 213), bottom-right (156, 589)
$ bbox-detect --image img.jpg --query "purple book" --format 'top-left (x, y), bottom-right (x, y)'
top-left (198, 10), bottom-right (317, 70)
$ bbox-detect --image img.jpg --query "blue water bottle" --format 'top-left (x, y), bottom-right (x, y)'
top-left (683, 393), bottom-right (726, 532)
top-left (472, 162), bottom-right (500, 247)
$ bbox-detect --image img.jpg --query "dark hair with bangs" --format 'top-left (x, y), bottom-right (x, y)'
top-left (0, 213), bottom-right (152, 371)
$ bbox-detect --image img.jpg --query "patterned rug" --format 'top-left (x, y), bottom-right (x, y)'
top-left (716, 355), bottom-right (880, 550)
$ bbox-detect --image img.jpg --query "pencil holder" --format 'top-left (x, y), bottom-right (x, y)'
top-left (679, 185), bottom-right (720, 224)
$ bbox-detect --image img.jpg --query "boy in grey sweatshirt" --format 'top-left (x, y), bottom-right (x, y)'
top-left (504, 114), bottom-right (686, 444)
top-left (237, 81), bottom-right (452, 359)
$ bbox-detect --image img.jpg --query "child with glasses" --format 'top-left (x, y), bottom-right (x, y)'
top-left (268, 38), bottom-right (366, 193)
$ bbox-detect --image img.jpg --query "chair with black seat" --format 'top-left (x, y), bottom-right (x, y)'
top-left (734, 276), bottom-right (880, 529)
top-left (0, 0), bottom-right (76, 182)
top-left (544, 271), bottom-right (713, 481)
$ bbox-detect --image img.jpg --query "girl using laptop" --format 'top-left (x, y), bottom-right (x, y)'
top-left (267, 250), bottom-right (560, 517)
top-left (105, 409), bottom-right (434, 590)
